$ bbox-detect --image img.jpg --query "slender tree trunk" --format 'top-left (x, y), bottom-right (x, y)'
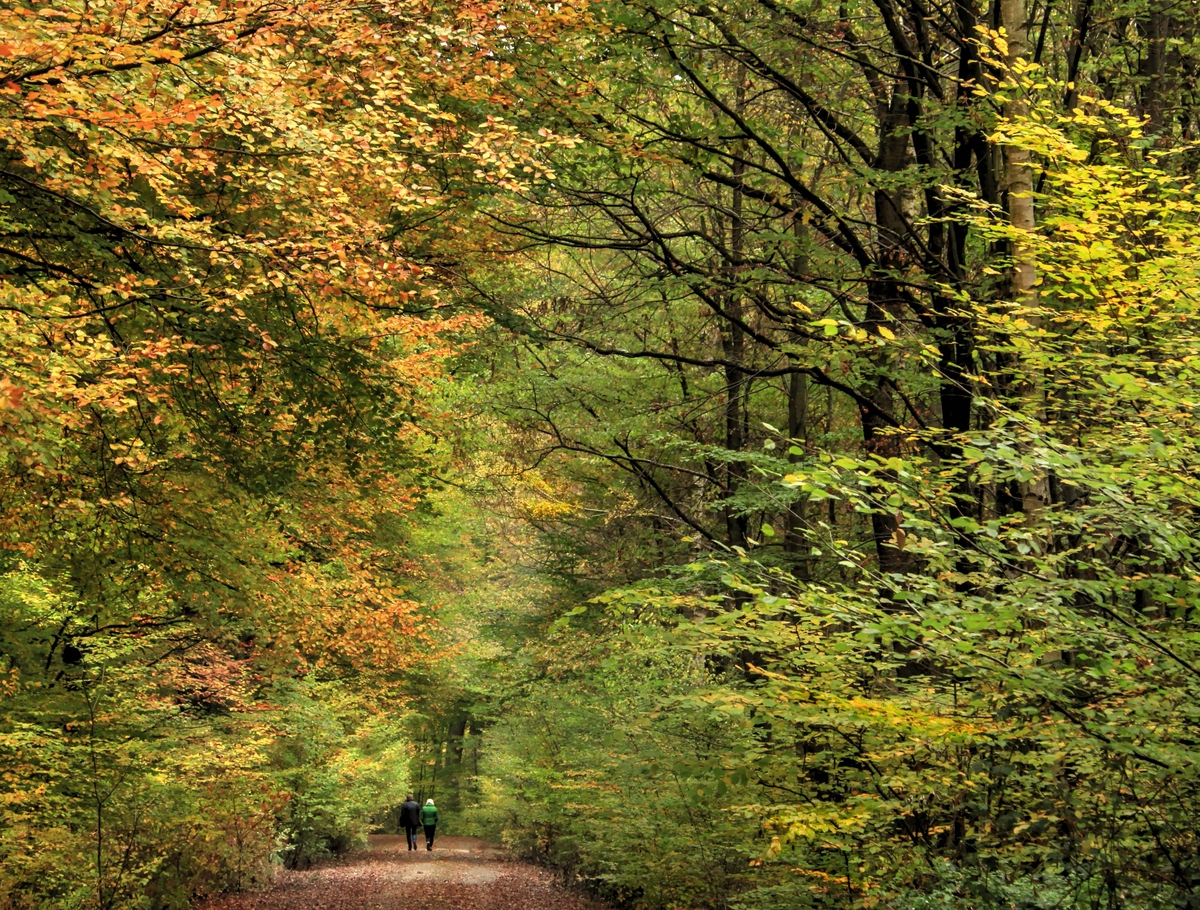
top-left (784, 369), bottom-right (810, 579)
top-left (721, 66), bottom-right (749, 549)
top-left (1137, 1), bottom-right (1169, 134)
top-left (1001, 0), bottom-right (1037, 307)
top-left (785, 192), bottom-right (811, 577)
top-left (449, 715), bottom-right (467, 765)
top-left (863, 86), bottom-right (912, 576)
top-left (1000, 0), bottom-right (1050, 515)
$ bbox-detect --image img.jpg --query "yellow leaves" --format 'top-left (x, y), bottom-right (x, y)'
top-left (524, 498), bottom-right (581, 520)
top-left (511, 469), bottom-right (584, 523)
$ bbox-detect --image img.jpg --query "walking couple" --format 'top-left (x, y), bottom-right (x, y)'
top-left (401, 794), bottom-right (438, 851)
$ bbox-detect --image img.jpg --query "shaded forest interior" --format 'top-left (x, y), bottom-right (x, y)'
top-left (2, 1), bottom-right (1200, 909)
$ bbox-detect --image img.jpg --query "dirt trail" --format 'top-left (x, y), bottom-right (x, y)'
top-left (202, 835), bottom-right (607, 910)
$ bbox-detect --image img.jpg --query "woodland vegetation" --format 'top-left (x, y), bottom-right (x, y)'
top-left (1, 1), bottom-right (1199, 909)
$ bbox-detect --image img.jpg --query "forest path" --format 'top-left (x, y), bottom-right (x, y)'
top-left (203, 835), bottom-right (607, 910)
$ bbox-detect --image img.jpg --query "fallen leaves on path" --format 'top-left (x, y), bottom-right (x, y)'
top-left (202, 836), bottom-right (609, 910)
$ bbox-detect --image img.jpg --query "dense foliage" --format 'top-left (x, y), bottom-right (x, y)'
top-left (4, 0), bottom-right (1200, 909)
top-left (455, 130), bottom-right (1200, 910)
top-left (428, 3), bottom-right (1200, 909)
top-left (0, 1), bottom-right (549, 906)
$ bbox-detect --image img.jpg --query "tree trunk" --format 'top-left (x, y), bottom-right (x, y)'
top-left (1000, 0), bottom-right (1037, 307)
top-left (721, 66), bottom-right (749, 550)
top-left (1000, 0), bottom-right (1050, 515)
top-left (784, 369), bottom-right (810, 579)
top-left (1137, 2), bottom-right (1169, 134)
top-left (863, 85), bottom-right (912, 577)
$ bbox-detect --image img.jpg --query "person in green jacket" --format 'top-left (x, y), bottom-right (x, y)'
top-left (420, 798), bottom-right (439, 850)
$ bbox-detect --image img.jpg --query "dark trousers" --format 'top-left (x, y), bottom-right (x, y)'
top-left (404, 825), bottom-right (419, 850)
top-left (423, 824), bottom-right (436, 849)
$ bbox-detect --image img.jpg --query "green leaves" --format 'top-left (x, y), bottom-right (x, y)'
top-left (455, 72), bottom-right (1200, 910)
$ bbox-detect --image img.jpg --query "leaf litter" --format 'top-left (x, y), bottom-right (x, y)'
top-left (202, 835), bottom-right (610, 910)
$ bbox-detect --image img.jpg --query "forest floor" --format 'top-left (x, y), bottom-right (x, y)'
top-left (201, 835), bottom-right (609, 910)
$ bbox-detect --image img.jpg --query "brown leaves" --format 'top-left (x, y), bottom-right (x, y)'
top-left (204, 837), bottom-right (609, 910)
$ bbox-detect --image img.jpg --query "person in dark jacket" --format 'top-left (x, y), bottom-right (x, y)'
top-left (400, 794), bottom-right (421, 851)
top-left (420, 798), bottom-right (439, 850)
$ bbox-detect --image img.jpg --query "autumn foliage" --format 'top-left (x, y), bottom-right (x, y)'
top-left (5, 0), bottom-right (1200, 909)
top-left (0, 1), bottom-right (539, 907)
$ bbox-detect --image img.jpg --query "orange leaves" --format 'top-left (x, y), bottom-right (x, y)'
top-left (0, 9), bottom-right (537, 816)
top-left (0, 377), bottom-right (24, 412)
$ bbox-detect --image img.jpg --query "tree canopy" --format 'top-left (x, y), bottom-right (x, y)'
top-left (3, 0), bottom-right (1200, 908)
